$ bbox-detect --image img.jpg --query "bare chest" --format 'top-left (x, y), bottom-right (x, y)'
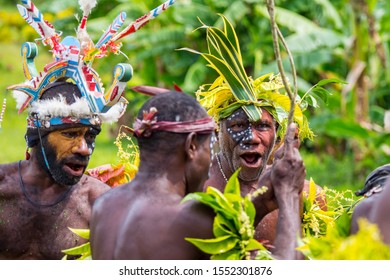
top-left (0, 192), bottom-right (91, 259)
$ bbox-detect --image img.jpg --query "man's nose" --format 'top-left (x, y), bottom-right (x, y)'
top-left (72, 137), bottom-right (91, 156)
top-left (242, 126), bottom-right (260, 144)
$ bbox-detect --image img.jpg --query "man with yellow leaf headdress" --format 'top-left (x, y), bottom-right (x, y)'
top-left (184, 14), bottom-right (323, 258)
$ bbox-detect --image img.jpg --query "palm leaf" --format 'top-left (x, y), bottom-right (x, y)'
top-left (185, 235), bottom-right (239, 255)
top-left (182, 169), bottom-right (273, 260)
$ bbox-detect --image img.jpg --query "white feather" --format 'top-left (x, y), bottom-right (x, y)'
top-left (100, 100), bottom-right (127, 123)
top-left (79, 0), bottom-right (97, 15)
top-left (12, 90), bottom-right (29, 110)
top-left (77, 29), bottom-right (93, 53)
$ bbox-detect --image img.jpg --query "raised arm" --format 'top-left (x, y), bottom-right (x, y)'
top-left (269, 123), bottom-right (305, 259)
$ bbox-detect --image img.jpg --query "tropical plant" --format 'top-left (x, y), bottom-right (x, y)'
top-left (182, 169), bottom-right (273, 260)
top-left (301, 178), bottom-right (361, 238)
top-left (2, 0), bottom-right (389, 189)
top-left (297, 177), bottom-right (390, 259)
top-left (61, 228), bottom-right (92, 260)
top-left (298, 218), bottom-right (390, 260)
top-left (86, 125), bottom-right (139, 187)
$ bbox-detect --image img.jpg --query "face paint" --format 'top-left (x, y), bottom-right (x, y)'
top-left (226, 110), bottom-right (254, 150)
top-left (209, 132), bottom-right (217, 161)
top-left (37, 126), bottom-right (99, 186)
top-left (219, 108), bottom-right (276, 182)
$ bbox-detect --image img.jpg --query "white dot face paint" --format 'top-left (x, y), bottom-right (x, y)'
top-left (225, 110), bottom-right (254, 150)
top-left (219, 107), bottom-right (277, 182)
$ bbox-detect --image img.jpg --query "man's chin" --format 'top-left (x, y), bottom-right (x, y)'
top-left (236, 165), bottom-right (264, 182)
top-left (52, 167), bottom-right (84, 186)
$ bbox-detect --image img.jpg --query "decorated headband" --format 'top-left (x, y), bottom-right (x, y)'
top-left (7, 0), bottom-right (175, 128)
top-left (133, 107), bottom-right (216, 138)
top-left (182, 14), bottom-right (313, 140)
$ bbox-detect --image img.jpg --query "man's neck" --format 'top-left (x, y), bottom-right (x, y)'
top-left (238, 177), bottom-right (260, 197)
top-left (212, 155), bottom-right (262, 197)
top-left (134, 166), bottom-right (188, 197)
top-left (18, 159), bottom-right (76, 208)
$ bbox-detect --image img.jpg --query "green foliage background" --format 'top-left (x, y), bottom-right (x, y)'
top-left (1, 0), bottom-right (389, 193)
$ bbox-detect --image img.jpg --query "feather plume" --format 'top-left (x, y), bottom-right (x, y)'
top-left (12, 90), bottom-right (29, 111)
top-left (79, 0), bottom-right (97, 16)
top-left (77, 0), bottom-right (97, 54)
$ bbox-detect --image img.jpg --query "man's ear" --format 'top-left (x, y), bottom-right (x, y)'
top-left (184, 132), bottom-right (198, 160)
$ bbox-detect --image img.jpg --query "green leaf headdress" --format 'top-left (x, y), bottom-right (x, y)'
top-left (182, 14), bottom-right (313, 140)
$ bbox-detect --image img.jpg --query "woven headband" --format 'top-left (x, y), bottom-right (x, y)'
top-left (133, 107), bottom-right (216, 137)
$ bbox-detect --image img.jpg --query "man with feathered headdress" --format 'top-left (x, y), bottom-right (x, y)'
top-left (0, 0), bottom-right (175, 259)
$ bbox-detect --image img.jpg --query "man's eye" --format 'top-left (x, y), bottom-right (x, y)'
top-left (61, 131), bottom-right (79, 138)
top-left (254, 122), bottom-right (272, 130)
top-left (230, 122), bottom-right (247, 131)
top-left (85, 134), bottom-right (97, 142)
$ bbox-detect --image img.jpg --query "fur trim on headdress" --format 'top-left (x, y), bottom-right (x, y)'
top-left (29, 96), bottom-right (92, 117)
top-left (8, 0), bottom-right (176, 127)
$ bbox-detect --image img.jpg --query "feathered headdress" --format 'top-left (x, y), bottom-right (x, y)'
top-left (182, 14), bottom-right (313, 140)
top-left (7, 0), bottom-right (176, 129)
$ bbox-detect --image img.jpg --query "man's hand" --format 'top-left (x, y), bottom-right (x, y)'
top-left (271, 123), bottom-right (305, 199)
top-left (269, 123), bottom-right (305, 259)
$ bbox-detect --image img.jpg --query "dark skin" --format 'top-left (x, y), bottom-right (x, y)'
top-left (205, 109), bottom-right (278, 197)
top-left (350, 178), bottom-right (390, 244)
top-left (204, 107), bottom-right (305, 259)
top-left (90, 132), bottom-right (216, 259)
top-left (255, 128), bottom-right (327, 245)
top-left (91, 121), bottom-right (304, 260)
top-left (0, 126), bottom-right (109, 259)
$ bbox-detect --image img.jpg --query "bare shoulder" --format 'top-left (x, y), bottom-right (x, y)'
top-left (92, 183), bottom-right (129, 213)
top-left (80, 174), bottom-right (111, 203)
top-left (113, 195), bottom-right (216, 259)
top-left (178, 200), bottom-right (216, 235)
top-left (90, 184), bottom-right (133, 260)
top-left (0, 162), bottom-right (19, 188)
top-left (350, 195), bottom-right (376, 234)
top-left (0, 162), bottom-right (18, 176)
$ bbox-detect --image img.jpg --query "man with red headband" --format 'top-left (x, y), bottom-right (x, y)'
top-left (90, 88), bottom-right (306, 260)
top-left (90, 91), bottom-right (217, 259)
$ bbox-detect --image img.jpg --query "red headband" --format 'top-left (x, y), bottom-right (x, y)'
top-left (133, 107), bottom-right (216, 137)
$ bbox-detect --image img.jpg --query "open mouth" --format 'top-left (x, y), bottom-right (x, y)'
top-left (240, 153), bottom-right (261, 167)
top-left (63, 162), bottom-right (86, 177)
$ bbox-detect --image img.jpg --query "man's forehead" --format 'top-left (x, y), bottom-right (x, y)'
top-left (51, 125), bottom-right (100, 134)
top-left (224, 108), bottom-right (274, 122)
top-left (226, 108), bottom-right (247, 121)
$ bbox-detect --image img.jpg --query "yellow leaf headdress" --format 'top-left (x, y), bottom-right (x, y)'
top-left (183, 14), bottom-right (313, 140)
